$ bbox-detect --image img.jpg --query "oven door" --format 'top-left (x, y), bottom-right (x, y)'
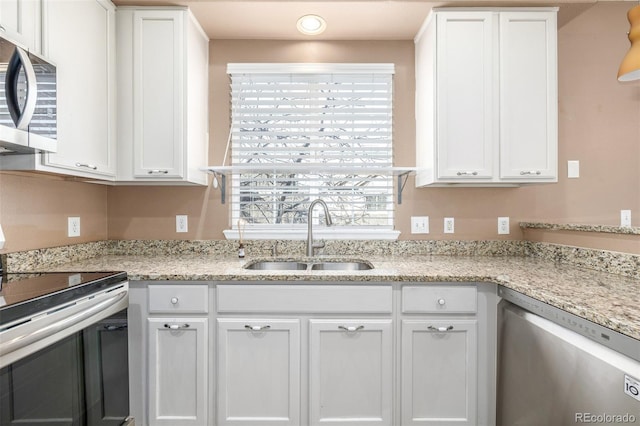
top-left (0, 287), bottom-right (131, 426)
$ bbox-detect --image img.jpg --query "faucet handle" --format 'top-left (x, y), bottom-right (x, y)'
top-left (312, 240), bottom-right (325, 249)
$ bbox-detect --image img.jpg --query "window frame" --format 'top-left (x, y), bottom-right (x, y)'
top-left (223, 63), bottom-right (400, 241)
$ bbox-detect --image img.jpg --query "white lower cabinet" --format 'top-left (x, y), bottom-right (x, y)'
top-left (217, 319), bottom-right (301, 426)
top-left (131, 282), bottom-right (494, 426)
top-left (309, 319), bottom-right (393, 426)
top-left (147, 317), bottom-right (208, 426)
top-left (401, 320), bottom-right (478, 425)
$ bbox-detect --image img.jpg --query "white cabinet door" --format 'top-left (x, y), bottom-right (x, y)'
top-left (148, 318), bottom-right (208, 426)
top-left (309, 319), bottom-right (393, 426)
top-left (42, 0), bottom-right (116, 179)
top-left (132, 9), bottom-right (184, 179)
top-left (217, 319), bottom-right (301, 426)
top-left (435, 12), bottom-right (495, 181)
top-left (117, 7), bottom-right (208, 184)
top-left (401, 320), bottom-right (478, 425)
top-left (499, 11), bottom-right (557, 180)
top-left (0, 0), bottom-right (40, 52)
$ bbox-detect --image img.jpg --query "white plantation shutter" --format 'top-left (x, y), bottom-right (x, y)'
top-left (228, 63), bottom-right (394, 230)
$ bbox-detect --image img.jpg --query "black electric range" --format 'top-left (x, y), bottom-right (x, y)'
top-left (0, 270), bottom-right (128, 328)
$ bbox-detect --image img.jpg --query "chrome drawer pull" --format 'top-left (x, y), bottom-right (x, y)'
top-left (164, 324), bottom-right (190, 330)
top-left (75, 162), bottom-right (97, 170)
top-left (428, 325), bottom-right (454, 332)
top-left (456, 171), bottom-right (478, 176)
top-left (520, 170), bottom-right (541, 175)
top-left (245, 325), bottom-right (271, 331)
top-left (148, 169), bottom-right (169, 174)
top-left (338, 325), bottom-right (365, 332)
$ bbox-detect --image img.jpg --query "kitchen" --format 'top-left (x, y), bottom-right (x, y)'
top-left (0, 0), bottom-right (639, 425)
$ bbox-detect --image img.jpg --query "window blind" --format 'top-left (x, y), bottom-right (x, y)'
top-left (228, 63), bottom-right (395, 228)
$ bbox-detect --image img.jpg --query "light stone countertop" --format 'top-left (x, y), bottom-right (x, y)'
top-left (33, 253), bottom-right (640, 341)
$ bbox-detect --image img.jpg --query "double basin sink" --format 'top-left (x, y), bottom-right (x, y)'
top-left (244, 259), bottom-right (374, 271)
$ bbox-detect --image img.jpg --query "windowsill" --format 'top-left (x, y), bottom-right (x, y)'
top-left (223, 228), bottom-right (401, 241)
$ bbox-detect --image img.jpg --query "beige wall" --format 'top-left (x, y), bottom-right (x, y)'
top-left (0, 172), bottom-right (107, 253)
top-left (1, 2), bottom-right (638, 252)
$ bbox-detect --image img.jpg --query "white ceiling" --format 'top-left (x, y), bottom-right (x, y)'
top-left (112, 0), bottom-right (627, 40)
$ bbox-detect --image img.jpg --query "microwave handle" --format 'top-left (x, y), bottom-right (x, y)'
top-left (5, 46), bottom-right (37, 130)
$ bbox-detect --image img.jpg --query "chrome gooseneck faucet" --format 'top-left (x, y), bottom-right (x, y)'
top-left (306, 199), bottom-right (333, 256)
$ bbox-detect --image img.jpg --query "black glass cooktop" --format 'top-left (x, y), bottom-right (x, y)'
top-left (0, 271), bottom-right (127, 327)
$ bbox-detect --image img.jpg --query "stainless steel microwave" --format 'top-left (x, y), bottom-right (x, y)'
top-left (0, 35), bottom-right (57, 154)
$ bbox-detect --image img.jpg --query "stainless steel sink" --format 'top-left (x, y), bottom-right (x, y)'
top-left (310, 261), bottom-right (373, 271)
top-left (244, 261), bottom-right (308, 270)
top-left (243, 259), bottom-right (373, 271)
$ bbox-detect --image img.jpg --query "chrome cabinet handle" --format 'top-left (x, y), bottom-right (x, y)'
top-left (245, 325), bottom-right (271, 331)
top-left (170, 297), bottom-right (179, 305)
top-left (75, 163), bottom-right (98, 170)
top-left (428, 325), bottom-right (454, 332)
top-left (437, 298), bottom-right (446, 306)
top-left (338, 325), bottom-right (365, 332)
top-left (520, 170), bottom-right (541, 175)
top-left (164, 323), bottom-right (190, 330)
top-left (148, 169), bottom-right (169, 174)
top-left (456, 171), bottom-right (478, 176)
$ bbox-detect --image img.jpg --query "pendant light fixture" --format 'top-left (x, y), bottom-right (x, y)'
top-left (617, 4), bottom-right (640, 81)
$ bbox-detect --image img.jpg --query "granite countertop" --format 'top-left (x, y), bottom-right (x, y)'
top-left (33, 253), bottom-right (640, 341)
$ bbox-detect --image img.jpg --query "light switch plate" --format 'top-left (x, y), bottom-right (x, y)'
top-left (567, 160), bottom-right (580, 178)
top-left (411, 216), bottom-right (429, 234)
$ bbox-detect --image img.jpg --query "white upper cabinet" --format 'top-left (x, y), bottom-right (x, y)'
top-left (116, 7), bottom-right (209, 185)
top-left (415, 8), bottom-right (558, 186)
top-left (41, 0), bottom-right (116, 179)
top-left (499, 12), bottom-right (558, 180)
top-left (0, 0), bottom-right (41, 53)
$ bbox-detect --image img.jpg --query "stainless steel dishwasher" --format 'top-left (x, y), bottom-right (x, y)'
top-left (497, 287), bottom-right (640, 426)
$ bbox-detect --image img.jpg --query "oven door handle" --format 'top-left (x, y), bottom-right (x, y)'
top-left (0, 289), bottom-right (127, 357)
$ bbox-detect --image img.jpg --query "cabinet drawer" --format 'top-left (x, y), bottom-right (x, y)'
top-left (402, 285), bottom-right (477, 313)
top-left (217, 285), bottom-right (392, 314)
top-left (148, 284), bottom-right (209, 314)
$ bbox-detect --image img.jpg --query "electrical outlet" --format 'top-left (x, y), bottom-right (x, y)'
top-left (621, 210), bottom-right (632, 227)
top-left (444, 217), bottom-right (455, 234)
top-left (498, 217), bottom-right (510, 235)
top-left (411, 216), bottom-right (429, 234)
top-left (176, 215), bottom-right (188, 233)
top-left (68, 217), bottom-right (80, 237)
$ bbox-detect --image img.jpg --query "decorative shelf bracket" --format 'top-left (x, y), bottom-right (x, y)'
top-left (203, 166), bottom-right (419, 205)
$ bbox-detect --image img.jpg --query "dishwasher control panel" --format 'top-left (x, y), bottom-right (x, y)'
top-left (498, 286), bottom-right (640, 363)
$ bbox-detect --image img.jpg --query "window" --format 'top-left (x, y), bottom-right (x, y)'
top-left (225, 63), bottom-right (397, 240)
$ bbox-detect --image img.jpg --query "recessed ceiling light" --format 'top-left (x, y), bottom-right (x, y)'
top-left (297, 14), bottom-right (327, 35)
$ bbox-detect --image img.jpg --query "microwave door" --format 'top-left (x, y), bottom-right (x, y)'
top-left (5, 46), bottom-right (36, 130)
